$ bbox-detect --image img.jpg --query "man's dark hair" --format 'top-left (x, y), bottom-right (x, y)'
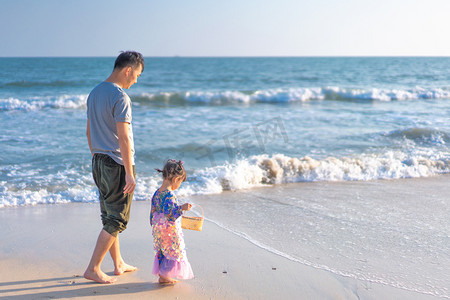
top-left (114, 51), bottom-right (145, 72)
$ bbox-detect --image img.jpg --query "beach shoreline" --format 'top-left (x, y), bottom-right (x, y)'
top-left (1, 176), bottom-right (448, 299)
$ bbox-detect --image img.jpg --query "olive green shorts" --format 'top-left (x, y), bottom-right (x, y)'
top-left (92, 154), bottom-right (136, 237)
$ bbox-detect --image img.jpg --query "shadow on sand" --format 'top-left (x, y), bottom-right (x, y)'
top-left (0, 274), bottom-right (167, 299)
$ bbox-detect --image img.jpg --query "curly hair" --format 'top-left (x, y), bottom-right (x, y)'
top-left (155, 159), bottom-right (187, 182)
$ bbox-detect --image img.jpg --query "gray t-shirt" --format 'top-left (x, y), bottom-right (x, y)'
top-left (87, 82), bottom-right (135, 165)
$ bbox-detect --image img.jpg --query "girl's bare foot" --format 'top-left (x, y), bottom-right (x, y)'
top-left (84, 269), bottom-right (117, 284)
top-left (114, 262), bottom-right (137, 275)
top-left (159, 275), bottom-right (178, 285)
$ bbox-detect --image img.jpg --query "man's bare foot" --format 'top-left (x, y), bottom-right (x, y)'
top-left (84, 269), bottom-right (117, 284)
top-left (114, 263), bottom-right (137, 275)
top-left (159, 275), bottom-right (178, 285)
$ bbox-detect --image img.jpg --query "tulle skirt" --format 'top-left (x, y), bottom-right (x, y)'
top-left (152, 250), bottom-right (194, 280)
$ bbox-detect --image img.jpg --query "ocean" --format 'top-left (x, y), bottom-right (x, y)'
top-left (1, 57), bottom-right (449, 206)
top-left (1, 57), bottom-right (449, 297)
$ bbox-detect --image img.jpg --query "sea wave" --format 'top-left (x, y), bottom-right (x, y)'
top-left (177, 152), bottom-right (450, 196)
top-left (2, 86), bottom-right (450, 112)
top-left (1, 148), bottom-right (449, 208)
top-left (0, 95), bottom-right (87, 111)
top-left (1, 80), bottom-right (85, 88)
top-left (136, 86), bottom-right (450, 105)
top-left (385, 128), bottom-right (450, 145)
top-left (2, 150), bottom-right (448, 208)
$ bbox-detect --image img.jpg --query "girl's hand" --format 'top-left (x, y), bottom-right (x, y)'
top-left (181, 203), bottom-right (192, 211)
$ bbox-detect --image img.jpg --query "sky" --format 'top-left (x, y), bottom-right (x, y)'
top-left (1, 0), bottom-right (450, 57)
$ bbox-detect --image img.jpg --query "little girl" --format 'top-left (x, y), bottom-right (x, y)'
top-left (150, 159), bottom-right (194, 284)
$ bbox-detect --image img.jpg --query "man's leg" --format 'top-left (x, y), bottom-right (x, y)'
top-left (85, 154), bottom-right (117, 284)
top-left (109, 165), bottom-right (137, 275)
top-left (88, 155), bottom-right (136, 280)
top-left (84, 229), bottom-right (117, 284)
top-left (109, 236), bottom-right (138, 275)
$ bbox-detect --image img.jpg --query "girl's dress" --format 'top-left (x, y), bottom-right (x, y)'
top-left (150, 189), bottom-right (194, 280)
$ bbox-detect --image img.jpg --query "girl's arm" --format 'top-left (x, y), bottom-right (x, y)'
top-left (163, 193), bottom-right (183, 222)
top-left (150, 206), bottom-right (155, 226)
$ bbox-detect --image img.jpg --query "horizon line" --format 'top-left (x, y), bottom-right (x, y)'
top-left (1, 55), bottom-right (450, 58)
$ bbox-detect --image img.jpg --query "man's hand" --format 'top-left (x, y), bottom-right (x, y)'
top-left (123, 173), bottom-right (136, 195)
top-left (117, 122), bottom-right (135, 195)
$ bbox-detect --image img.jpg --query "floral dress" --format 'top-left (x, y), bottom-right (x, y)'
top-left (150, 189), bottom-right (194, 280)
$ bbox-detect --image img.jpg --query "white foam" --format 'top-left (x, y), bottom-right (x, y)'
top-left (1, 151), bottom-right (449, 208)
top-left (0, 164), bottom-right (97, 208)
top-left (0, 183), bottom-right (98, 208)
top-left (323, 86), bottom-right (450, 101)
top-left (184, 90), bottom-right (252, 103)
top-left (0, 94), bottom-right (87, 111)
top-left (251, 87), bottom-right (324, 102)
top-left (133, 151), bottom-right (446, 201)
top-left (181, 152), bottom-right (450, 195)
top-left (137, 86), bottom-right (450, 105)
top-left (3, 86), bottom-right (450, 112)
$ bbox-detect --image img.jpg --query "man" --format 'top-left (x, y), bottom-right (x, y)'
top-left (84, 51), bottom-right (144, 284)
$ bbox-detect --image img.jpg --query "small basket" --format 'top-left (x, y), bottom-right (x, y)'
top-left (181, 204), bottom-right (204, 231)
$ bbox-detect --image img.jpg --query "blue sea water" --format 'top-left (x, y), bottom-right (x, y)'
top-left (0, 57), bottom-right (449, 207)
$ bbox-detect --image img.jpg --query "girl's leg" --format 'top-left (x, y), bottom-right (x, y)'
top-left (159, 275), bottom-right (178, 284)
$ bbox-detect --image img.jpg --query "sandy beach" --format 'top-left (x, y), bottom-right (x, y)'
top-left (1, 176), bottom-right (448, 299)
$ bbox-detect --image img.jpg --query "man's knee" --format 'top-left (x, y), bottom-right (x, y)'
top-left (102, 218), bottom-right (127, 237)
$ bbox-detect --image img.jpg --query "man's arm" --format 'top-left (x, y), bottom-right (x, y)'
top-left (116, 122), bottom-right (136, 195)
top-left (87, 119), bottom-right (92, 155)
